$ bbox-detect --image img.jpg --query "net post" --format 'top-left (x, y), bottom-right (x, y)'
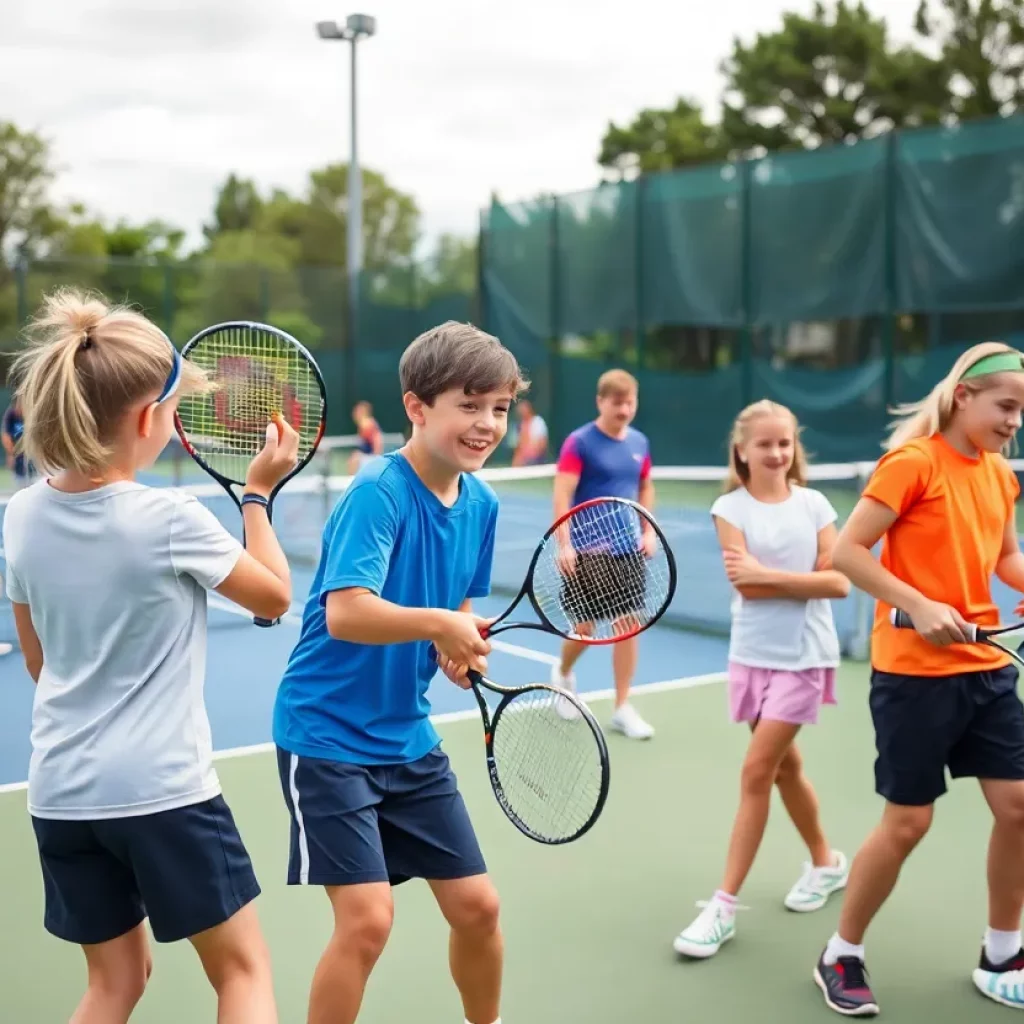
top-left (849, 461), bottom-right (873, 662)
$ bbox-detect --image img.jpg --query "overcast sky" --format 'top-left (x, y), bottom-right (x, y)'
top-left (3, 0), bottom-right (924, 250)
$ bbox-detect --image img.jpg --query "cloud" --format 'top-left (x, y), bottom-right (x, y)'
top-left (1, 0), bottom-right (925, 248)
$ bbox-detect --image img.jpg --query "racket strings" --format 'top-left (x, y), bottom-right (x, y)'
top-left (532, 502), bottom-right (672, 641)
top-left (491, 688), bottom-right (605, 842)
top-left (176, 326), bottom-right (323, 484)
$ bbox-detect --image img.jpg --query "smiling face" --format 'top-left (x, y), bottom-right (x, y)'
top-left (735, 411), bottom-right (796, 486)
top-left (954, 373), bottom-right (1024, 454)
top-left (410, 386), bottom-right (512, 473)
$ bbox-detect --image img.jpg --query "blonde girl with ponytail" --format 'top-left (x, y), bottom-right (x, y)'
top-left (5, 288), bottom-right (299, 1024)
top-left (673, 400), bottom-right (851, 961)
top-left (814, 342), bottom-right (1024, 1016)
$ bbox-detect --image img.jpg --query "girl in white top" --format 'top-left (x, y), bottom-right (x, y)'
top-left (673, 400), bottom-right (851, 960)
top-left (5, 289), bottom-right (299, 1024)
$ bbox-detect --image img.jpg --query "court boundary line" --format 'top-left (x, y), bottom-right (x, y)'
top-left (0, 671), bottom-right (725, 795)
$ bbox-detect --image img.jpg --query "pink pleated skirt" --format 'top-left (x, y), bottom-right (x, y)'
top-left (728, 662), bottom-right (837, 726)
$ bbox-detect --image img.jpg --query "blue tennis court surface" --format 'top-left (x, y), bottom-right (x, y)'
top-left (0, 567), bottom-right (730, 789)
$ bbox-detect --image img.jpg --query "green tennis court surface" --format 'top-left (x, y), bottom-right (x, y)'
top-left (0, 664), bottom-right (1011, 1022)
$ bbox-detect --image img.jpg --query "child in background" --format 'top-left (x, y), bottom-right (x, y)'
top-left (274, 321), bottom-right (526, 1024)
top-left (815, 343), bottom-right (1024, 1016)
top-left (551, 369), bottom-right (656, 739)
top-left (5, 288), bottom-right (298, 1024)
top-left (674, 400), bottom-right (850, 960)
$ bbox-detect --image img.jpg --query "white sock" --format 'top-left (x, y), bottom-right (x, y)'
top-left (712, 889), bottom-right (738, 922)
top-left (985, 927), bottom-right (1022, 965)
top-left (823, 932), bottom-right (865, 966)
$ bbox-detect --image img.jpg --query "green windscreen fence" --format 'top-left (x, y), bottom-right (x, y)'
top-left (482, 114), bottom-right (1024, 464)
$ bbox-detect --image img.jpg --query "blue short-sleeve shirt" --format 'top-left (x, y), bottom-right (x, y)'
top-left (273, 452), bottom-right (499, 765)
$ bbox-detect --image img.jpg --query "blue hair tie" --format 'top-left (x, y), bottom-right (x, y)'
top-left (157, 337), bottom-right (182, 404)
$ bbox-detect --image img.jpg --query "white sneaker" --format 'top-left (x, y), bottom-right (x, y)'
top-left (784, 850), bottom-right (850, 912)
top-left (609, 702), bottom-right (654, 739)
top-left (673, 898), bottom-right (740, 959)
top-left (550, 663), bottom-right (580, 721)
top-left (0, 643), bottom-right (12, 656)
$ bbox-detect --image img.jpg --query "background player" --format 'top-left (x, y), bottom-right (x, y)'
top-left (5, 288), bottom-right (298, 1024)
top-left (551, 368), bottom-right (656, 740)
top-left (673, 400), bottom-right (850, 959)
top-left (273, 321), bottom-right (526, 1024)
top-left (346, 399), bottom-right (384, 473)
top-left (511, 398), bottom-right (548, 466)
top-left (815, 343), bottom-right (1024, 1015)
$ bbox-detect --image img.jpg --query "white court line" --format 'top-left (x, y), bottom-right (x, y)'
top-left (207, 597), bottom-right (558, 669)
top-left (0, 671), bottom-right (725, 795)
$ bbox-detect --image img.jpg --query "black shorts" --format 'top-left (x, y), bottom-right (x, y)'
top-left (32, 795), bottom-right (259, 945)
top-left (276, 745), bottom-right (486, 887)
top-left (559, 552), bottom-right (648, 624)
top-left (870, 664), bottom-right (1024, 806)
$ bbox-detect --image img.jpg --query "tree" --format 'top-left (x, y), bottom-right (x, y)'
top-left (204, 173), bottom-right (263, 241)
top-left (0, 122), bottom-right (59, 263)
top-left (915, 0), bottom-right (1024, 118)
top-left (420, 234), bottom-right (477, 301)
top-left (720, 1), bottom-right (948, 153)
top-left (598, 99), bottom-right (730, 179)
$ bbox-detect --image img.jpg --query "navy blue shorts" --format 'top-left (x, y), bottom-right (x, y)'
top-left (870, 664), bottom-right (1024, 806)
top-left (32, 795), bottom-right (260, 945)
top-left (276, 745), bottom-right (487, 886)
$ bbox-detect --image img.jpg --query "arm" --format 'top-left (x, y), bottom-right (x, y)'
top-left (326, 588), bottom-right (450, 644)
top-left (214, 503), bottom-right (291, 621)
top-left (12, 603), bottom-right (42, 683)
top-left (715, 518), bottom-right (850, 601)
top-left (995, 515), bottom-right (1024, 594)
top-left (831, 496), bottom-right (931, 613)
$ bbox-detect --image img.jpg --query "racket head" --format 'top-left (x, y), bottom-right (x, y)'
top-left (174, 321), bottom-right (327, 490)
top-left (482, 679), bottom-right (610, 845)
top-left (525, 497), bottom-right (676, 644)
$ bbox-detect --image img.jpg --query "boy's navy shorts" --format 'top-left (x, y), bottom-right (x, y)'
top-left (32, 795), bottom-right (260, 945)
top-left (276, 744), bottom-right (487, 886)
top-left (870, 663), bottom-right (1024, 805)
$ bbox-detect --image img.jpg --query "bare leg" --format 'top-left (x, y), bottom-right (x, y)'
top-left (306, 883), bottom-right (394, 1024)
top-left (429, 875), bottom-right (503, 1024)
top-left (71, 923), bottom-right (152, 1024)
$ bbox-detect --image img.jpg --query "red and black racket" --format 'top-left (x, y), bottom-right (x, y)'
top-left (173, 321), bottom-right (327, 627)
top-left (483, 496), bottom-right (676, 645)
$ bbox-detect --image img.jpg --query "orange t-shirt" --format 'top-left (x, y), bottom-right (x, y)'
top-left (865, 433), bottom-right (1019, 676)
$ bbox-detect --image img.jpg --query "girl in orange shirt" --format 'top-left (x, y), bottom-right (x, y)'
top-left (813, 342), bottom-right (1024, 1016)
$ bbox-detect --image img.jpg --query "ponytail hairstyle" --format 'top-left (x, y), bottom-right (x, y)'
top-left (11, 288), bottom-right (208, 475)
top-left (883, 341), bottom-right (1023, 452)
top-left (723, 399), bottom-right (809, 494)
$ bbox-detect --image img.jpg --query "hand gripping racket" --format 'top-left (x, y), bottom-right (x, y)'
top-left (174, 321), bottom-right (327, 627)
top-left (484, 496), bottom-right (676, 645)
top-left (465, 669), bottom-right (610, 845)
top-left (890, 608), bottom-right (1024, 667)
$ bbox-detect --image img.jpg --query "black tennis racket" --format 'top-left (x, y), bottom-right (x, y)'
top-left (485, 496), bottom-right (676, 645)
top-left (467, 669), bottom-right (610, 844)
top-left (890, 608), bottom-right (1024, 667)
top-left (174, 321), bottom-right (327, 627)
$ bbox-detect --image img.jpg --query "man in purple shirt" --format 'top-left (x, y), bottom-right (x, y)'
top-left (552, 368), bottom-right (656, 740)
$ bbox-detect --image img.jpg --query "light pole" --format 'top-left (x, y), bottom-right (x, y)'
top-left (316, 14), bottom-right (376, 409)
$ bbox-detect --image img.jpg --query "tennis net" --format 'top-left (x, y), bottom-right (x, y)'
top-left (10, 457), bottom-right (1021, 657)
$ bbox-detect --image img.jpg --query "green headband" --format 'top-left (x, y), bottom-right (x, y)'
top-left (960, 352), bottom-right (1024, 380)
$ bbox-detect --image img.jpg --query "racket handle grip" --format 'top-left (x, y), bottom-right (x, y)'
top-left (888, 607), bottom-right (979, 642)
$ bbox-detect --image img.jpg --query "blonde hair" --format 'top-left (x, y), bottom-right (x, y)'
top-left (597, 369), bottom-right (638, 399)
top-left (724, 400), bottom-right (809, 493)
top-left (883, 341), bottom-right (1022, 451)
top-left (12, 288), bottom-right (207, 474)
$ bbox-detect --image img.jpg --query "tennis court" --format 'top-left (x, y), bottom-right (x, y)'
top-left (0, 459), bottom-right (1020, 1021)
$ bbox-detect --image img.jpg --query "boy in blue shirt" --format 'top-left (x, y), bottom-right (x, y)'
top-left (274, 322), bottom-right (526, 1024)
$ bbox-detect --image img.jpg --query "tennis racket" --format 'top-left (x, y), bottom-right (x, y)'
top-left (467, 669), bottom-right (610, 844)
top-left (174, 321), bottom-right (327, 627)
top-left (485, 497), bottom-right (676, 644)
top-left (889, 608), bottom-right (1024, 668)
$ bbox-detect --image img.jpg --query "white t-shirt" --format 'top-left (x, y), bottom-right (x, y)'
top-left (526, 415), bottom-right (548, 444)
top-left (3, 480), bottom-right (243, 820)
top-left (710, 485), bottom-right (841, 670)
